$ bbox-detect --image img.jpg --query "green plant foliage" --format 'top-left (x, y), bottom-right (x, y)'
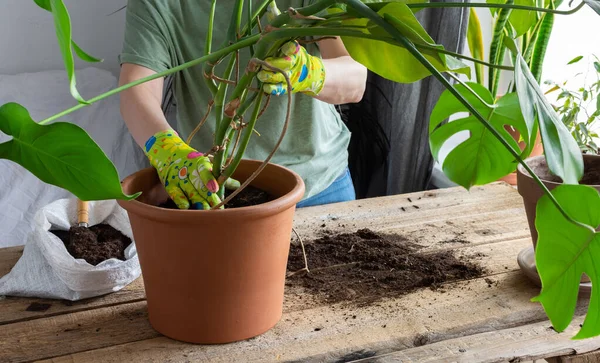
top-left (533, 184), bottom-right (600, 339)
top-left (583, 0), bottom-right (600, 15)
top-left (33, 0), bottom-right (102, 104)
top-left (429, 83), bottom-right (528, 188)
top-left (545, 54), bottom-right (600, 154)
top-left (467, 8), bottom-right (485, 85)
top-left (0, 103), bottom-right (139, 201)
top-left (510, 0), bottom-right (539, 36)
top-left (341, 2), bottom-right (470, 83)
top-left (487, 0), bottom-right (538, 35)
top-left (514, 52), bottom-right (584, 183)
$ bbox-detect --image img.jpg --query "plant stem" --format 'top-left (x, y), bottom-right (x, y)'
top-left (406, 1), bottom-right (585, 14)
top-left (342, 0), bottom-right (589, 230)
top-left (220, 92), bottom-right (265, 184)
top-left (266, 27), bottom-right (514, 70)
top-left (203, 0), bottom-right (219, 96)
top-left (212, 58), bottom-right (292, 210)
top-left (39, 34), bottom-right (262, 125)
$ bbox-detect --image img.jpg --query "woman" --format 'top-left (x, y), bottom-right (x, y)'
top-left (118, 0), bottom-right (367, 209)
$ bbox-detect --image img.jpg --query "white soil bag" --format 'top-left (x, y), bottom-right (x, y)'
top-left (0, 198), bottom-right (140, 301)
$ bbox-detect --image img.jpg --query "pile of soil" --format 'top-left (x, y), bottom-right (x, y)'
top-left (286, 228), bottom-right (485, 305)
top-left (51, 224), bottom-right (132, 266)
top-left (159, 185), bottom-right (274, 209)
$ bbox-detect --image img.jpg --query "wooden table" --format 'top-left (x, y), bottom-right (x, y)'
top-left (1, 183), bottom-right (599, 362)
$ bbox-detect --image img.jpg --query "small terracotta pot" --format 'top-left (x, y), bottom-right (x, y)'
top-left (117, 159), bottom-right (305, 344)
top-left (498, 126), bottom-right (544, 186)
top-left (516, 154), bottom-right (600, 247)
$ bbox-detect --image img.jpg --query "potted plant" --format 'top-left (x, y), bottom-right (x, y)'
top-left (2, 0), bottom-right (600, 343)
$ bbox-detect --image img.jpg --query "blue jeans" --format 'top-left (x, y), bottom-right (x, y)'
top-left (297, 168), bottom-right (356, 208)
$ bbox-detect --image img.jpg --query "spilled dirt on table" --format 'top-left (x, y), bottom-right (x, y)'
top-left (286, 228), bottom-right (485, 306)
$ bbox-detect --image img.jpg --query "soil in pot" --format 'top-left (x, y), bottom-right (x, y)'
top-left (158, 185), bottom-right (275, 209)
top-left (50, 224), bottom-right (132, 266)
top-left (286, 228), bottom-right (485, 306)
top-left (526, 155), bottom-right (600, 185)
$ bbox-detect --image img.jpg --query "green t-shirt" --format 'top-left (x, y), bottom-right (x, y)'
top-left (119, 0), bottom-right (351, 201)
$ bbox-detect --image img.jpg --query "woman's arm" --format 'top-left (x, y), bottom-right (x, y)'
top-left (118, 63), bottom-right (172, 149)
top-left (316, 37), bottom-right (368, 104)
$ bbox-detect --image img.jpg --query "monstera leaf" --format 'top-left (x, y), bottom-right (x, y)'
top-left (33, 0), bottom-right (102, 104)
top-left (513, 52), bottom-right (584, 184)
top-left (429, 83), bottom-right (531, 189)
top-left (583, 0), bottom-right (600, 15)
top-left (0, 102), bottom-right (139, 201)
top-left (533, 184), bottom-right (600, 339)
top-left (341, 2), bottom-right (470, 83)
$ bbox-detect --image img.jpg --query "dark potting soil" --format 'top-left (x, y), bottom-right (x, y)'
top-left (50, 224), bottom-right (131, 266)
top-left (158, 185), bottom-right (275, 209)
top-left (532, 156), bottom-right (600, 185)
top-left (286, 228), bottom-right (485, 305)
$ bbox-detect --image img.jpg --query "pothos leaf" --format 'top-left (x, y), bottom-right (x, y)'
top-left (533, 184), bottom-right (600, 339)
top-left (0, 102), bottom-right (140, 201)
top-left (429, 83), bottom-right (529, 189)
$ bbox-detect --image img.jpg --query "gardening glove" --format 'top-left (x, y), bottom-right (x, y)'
top-left (257, 40), bottom-right (326, 97)
top-left (144, 130), bottom-right (223, 210)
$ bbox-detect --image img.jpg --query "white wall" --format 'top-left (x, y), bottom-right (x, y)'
top-left (0, 0), bottom-right (126, 77)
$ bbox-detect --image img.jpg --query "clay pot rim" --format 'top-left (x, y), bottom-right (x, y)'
top-left (516, 154), bottom-right (600, 188)
top-left (117, 161), bottom-right (306, 223)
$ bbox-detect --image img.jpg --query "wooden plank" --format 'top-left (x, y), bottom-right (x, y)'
top-left (548, 350), bottom-right (600, 363)
top-left (0, 246), bottom-right (23, 276)
top-left (0, 278), bottom-right (145, 326)
top-left (0, 184), bottom-right (528, 325)
top-left (0, 301), bottom-right (158, 363)
top-left (4, 238), bottom-right (529, 362)
top-left (39, 269), bottom-right (591, 363)
top-left (359, 316), bottom-right (600, 363)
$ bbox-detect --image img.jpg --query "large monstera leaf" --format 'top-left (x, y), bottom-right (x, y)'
top-left (0, 102), bottom-right (139, 201)
top-left (429, 83), bottom-right (531, 189)
top-left (341, 2), bottom-right (470, 83)
top-left (533, 184), bottom-right (600, 339)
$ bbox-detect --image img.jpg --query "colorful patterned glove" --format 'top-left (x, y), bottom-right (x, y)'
top-left (257, 41), bottom-right (326, 97)
top-left (144, 130), bottom-right (221, 210)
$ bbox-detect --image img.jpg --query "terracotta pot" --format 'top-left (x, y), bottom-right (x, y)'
top-left (117, 159), bottom-right (305, 344)
top-left (498, 126), bottom-right (544, 186)
top-left (516, 154), bottom-right (600, 248)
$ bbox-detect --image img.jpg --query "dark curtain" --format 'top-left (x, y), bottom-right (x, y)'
top-left (339, 0), bottom-right (470, 198)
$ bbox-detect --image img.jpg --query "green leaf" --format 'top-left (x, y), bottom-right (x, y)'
top-left (33, 0), bottom-right (51, 11)
top-left (532, 184), bottom-right (600, 339)
top-left (509, 0), bottom-right (538, 36)
top-left (0, 102), bottom-right (140, 201)
top-left (514, 52), bottom-right (584, 184)
top-left (487, 0), bottom-right (504, 16)
top-left (72, 41), bottom-right (102, 63)
top-left (467, 8), bottom-right (485, 85)
top-left (594, 61), bottom-right (600, 73)
top-left (429, 83), bottom-right (528, 188)
top-left (341, 3), bottom-right (470, 83)
top-left (567, 55), bottom-right (584, 64)
top-left (33, 0), bottom-right (103, 103)
top-left (583, 0), bottom-right (600, 15)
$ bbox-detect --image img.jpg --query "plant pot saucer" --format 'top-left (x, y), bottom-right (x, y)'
top-left (517, 246), bottom-right (592, 297)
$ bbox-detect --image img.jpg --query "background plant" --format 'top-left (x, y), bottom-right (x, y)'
top-left (545, 54), bottom-right (600, 154)
top-left (0, 0), bottom-right (599, 339)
